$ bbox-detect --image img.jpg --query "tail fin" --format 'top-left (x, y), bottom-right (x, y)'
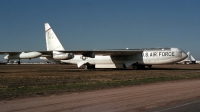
top-left (186, 52), bottom-right (190, 59)
top-left (187, 52), bottom-right (196, 61)
top-left (191, 55), bottom-right (195, 61)
top-left (45, 23), bottom-right (65, 51)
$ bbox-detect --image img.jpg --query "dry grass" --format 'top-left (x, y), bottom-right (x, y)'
top-left (0, 64), bottom-right (200, 100)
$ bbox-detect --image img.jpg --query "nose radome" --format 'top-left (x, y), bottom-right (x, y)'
top-left (182, 52), bottom-right (188, 60)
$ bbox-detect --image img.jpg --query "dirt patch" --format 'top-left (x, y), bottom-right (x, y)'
top-left (0, 79), bottom-right (200, 112)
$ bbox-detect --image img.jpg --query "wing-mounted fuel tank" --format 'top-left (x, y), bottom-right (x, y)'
top-left (52, 51), bottom-right (74, 60)
top-left (4, 52), bottom-right (42, 59)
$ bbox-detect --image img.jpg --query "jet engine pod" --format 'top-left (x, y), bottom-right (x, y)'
top-left (19, 52), bottom-right (42, 59)
top-left (53, 53), bottom-right (74, 60)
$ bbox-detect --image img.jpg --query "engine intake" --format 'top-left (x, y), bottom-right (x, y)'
top-left (53, 53), bottom-right (74, 60)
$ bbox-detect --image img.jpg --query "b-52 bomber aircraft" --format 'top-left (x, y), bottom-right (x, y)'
top-left (0, 23), bottom-right (187, 69)
top-left (40, 23), bottom-right (188, 69)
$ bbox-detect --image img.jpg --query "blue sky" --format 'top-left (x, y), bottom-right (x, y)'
top-left (0, 0), bottom-right (200, 61)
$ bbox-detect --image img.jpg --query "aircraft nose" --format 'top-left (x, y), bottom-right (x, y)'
top-left (182, 51), bottom-right (188, 60)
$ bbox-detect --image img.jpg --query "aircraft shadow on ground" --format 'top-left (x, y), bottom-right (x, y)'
top-left (64, 68), bottom-right (200, 71)
top-left (149, 68), bottom-right (200, 70)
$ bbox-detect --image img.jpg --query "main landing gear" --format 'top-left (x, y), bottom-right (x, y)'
top-left (17, 61), bottom-right (20, 65)
top-left (84, 63), bottom-right (95, 69)
top-left (132, 63), bottom-right (152, 70)
top-left (17, 58), bottom-right (31, 65)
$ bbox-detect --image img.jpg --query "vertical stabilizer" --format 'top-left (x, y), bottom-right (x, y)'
top-left (185, 52), bottom-right (195, 61)
top-left (45, 23), bottom-right (65, 51)
top-left (186, 52), bottom-right (190, 61)
top-left (191, 55), bottom-right (195, 61)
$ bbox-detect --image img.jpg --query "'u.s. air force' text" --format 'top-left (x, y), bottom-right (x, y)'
top-left (141, 52), bottom-right (175, 57)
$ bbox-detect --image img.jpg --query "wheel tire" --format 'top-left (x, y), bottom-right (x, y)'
top-left (133, 65), bottom-right (138, 70)
top-left (90, 65), bottom-right (95, 69)
top-left (148, 65), bottom-right (152, 69)
top-left (140, 65), bottom-right (145, 69)
top-left (84, 65), bottom-right (88, 69)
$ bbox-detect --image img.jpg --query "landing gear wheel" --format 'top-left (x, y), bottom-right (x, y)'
top-left (7, 60), bottom-right (9, 64)
top-left (84, 64), bottom-right (95, 69)
top-left (139, 65), bottom-right (145, 69)
top-left (90, 65), bottom-right (95, 69)
top-left (84, 65), bottom-right (88, 69)
top-left (148, 65), bottom-right (152, 69)
top-left (133, 65), bottom-right (138, 70)
top-left (18, 61), bottom-right (20, 65)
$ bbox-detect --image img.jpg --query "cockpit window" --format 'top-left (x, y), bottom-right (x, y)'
top-left (171, 48), bottom-right (186, 53)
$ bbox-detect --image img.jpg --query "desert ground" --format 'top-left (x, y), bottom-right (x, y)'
top-left (0, 64), bottom-right (200, 111)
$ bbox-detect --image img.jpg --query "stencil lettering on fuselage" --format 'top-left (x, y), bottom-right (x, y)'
top-left (141, 52), bottom-right (175, 57)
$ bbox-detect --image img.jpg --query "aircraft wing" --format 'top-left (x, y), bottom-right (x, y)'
top-left (0, 51), bottom-right (52, 60)
top-left (0, 52), bottom-right (24, 54)
top-left (0, 49), bottom-right (144, 55)
top-left (0, 51), bottom-right (52, 55)
top-left (0, 49), bottom-right (144, 59)
top-left (53, 49), bottom-right (144, 57)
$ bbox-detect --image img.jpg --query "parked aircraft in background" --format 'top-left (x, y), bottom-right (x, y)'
top-left (0, 61), bottom-right (6, 65)
top-left (178, 52), bottom-right (199, 64)
top-left (196, 61), bottom-right (200, 64)
top-left (40, 23), bottom-right (188, 69)
top-left (0, 52), bottom-right (42, 64)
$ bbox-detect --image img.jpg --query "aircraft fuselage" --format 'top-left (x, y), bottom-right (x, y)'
top-left (61, 48), bottom-right (187, 68)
